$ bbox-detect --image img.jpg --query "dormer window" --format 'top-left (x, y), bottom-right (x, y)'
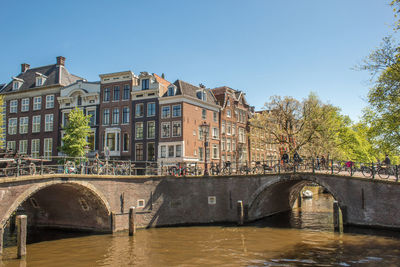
top-left (196, 90), bottom-right (207, 101)
top-left (13, 81), bottom-right (20, 90)
top-left (142, 79), bottom-right (149, 90)
top-left (35, 73), bottom-right (47, 87)
top-left (227, 100), bottom-right (230, 106)
top-left (167, 87), bottom-right (175, 96)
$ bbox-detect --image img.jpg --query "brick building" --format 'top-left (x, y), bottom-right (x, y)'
top-left (1, 56), bottom-right (83, 158)
top-left (158, 81), bottom-right (220, 170)
top-left (98, 71), bottom-right (137, 160)
top-left (212, 86), bottom-right (251, 168)
top-left (131, 72), bottom-right (169, 172)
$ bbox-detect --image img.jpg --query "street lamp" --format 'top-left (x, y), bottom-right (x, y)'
top-left (200, 122), bottom-right (210, 176)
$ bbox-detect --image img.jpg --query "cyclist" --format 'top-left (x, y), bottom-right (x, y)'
top-left (383, 154), bottom-right (391, 166)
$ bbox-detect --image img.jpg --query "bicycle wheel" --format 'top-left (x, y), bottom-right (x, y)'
top-left (378, 168), bottom-right (389, 179)
top-left (361, 166), bottom-right (372, 177)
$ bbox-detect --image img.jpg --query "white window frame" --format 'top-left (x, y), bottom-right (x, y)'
top-left (147, 121), bottom-right (155, 139)
top-left (135, 122), bottom-right (144, 140)
top-left (161, 122), bottom-right (170, 138)
top-left (147, 102), bottom-right (156, 117)
top-left (45, 114), bottom-right (54, 132)
top-left (19, 140), bottom-right (28, 154)
top-left (176, 144), bottom-right (182, 157)
top-left (33, 96), bottom-right (42, 110)
top-left (44, 138), bottom-right (52, 160)
top-left (32, 115), bottom-right (41, 133)
top-left (7, 141), bottom-right (16, 152)
top-left (10, 100), bottom-right (17, 113)
top-left (212, 127), bottom-right (219, 139)
top-left (21, 98), bottom-right (29, 112)
top-left (46, 95), bottom-right (55, 109)
top-left (172, 121), bottom-right (181, 137)
top-left (161, 106), bottom-right (170, 118)
top-left (172, 104), bottom-right (181, 117)
top-left (8, 118), bottom-right (17, 135)
top-left (19, 117), bottom-right (28, 134)
top-left (31, 139), bottom-right (40, 158)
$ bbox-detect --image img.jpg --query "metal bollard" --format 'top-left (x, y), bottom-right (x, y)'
top-left (372, 162), bottom-right (375, 179)
top-left (331, 160), bottom-right (334, 175)
top-left (396, 165), bottom-right (399, 182)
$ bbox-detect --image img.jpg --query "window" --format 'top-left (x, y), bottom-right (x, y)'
top-left (222, 138), bottom-right (226, 151)
top-left (212, 144), bottom-right (219, 159)
top-left (142, 79), bottom-right (149, 90)
top-left (88, 110), bottom-right (96, 126)
top-left (227, 122), bottom-right (231, 135)
top-left (239, 128), bottom-right (245, 143)
top-left (31, 139), bottom-right (40, 158)
top-left (77, 95), bottom-right (82, 106)
top-left (103, 109), bottom-right (110, 125)
top-left (13, 81), bottom-right (20, 90)
top-left (123, 133), bottom-right (129, 152)
top-left (221, 120), bottom-right (226, 134)
top-left (45, 114), bottom-right (53, 132)
top-left (196, 90), bottom-right (206, 101)
top-left (168, 146), bottom-right (174, 157)
top-left (168, 87), bottom-right (175, 96)
top-left (10, 100), bottom-right (17, 113)
top-left (19, 140), bottom-right (28, 154)
top-left (172, 105), bottom-right (181, 117)
top-left (161, 106), bottom-right (170, 118)
top-left (161, 122), bottom-right (170, 138)
top-left (176, 145), bottom-right (182, 157)
top-left (44, 138), bottom-right (52, 159)
top-left (135, 103), bottom-right (144, 117)
top-left (8, 118), bottom-right (17, 135)
top-left (227, 99), bottom-right (230, 106)
top-left (147, 102), bottom-right (156, 117)
top-left (227, 138), bottom-right (231, 152)
top-left (103, 88), bottom-right (110, 102)
top-left (232, 124), bottom-right (236, 135)
top-left (46, 95), bottom-right (54, 109)
top-left (227, 109), bottom-right (231, 118)
top-left (123, 84), bottom-right (130, 100)
top-left (33, 96), bottom-right (42, 110)
top-left (135, 143), bottom-right (144, 161)
top-left (122, 107), bottom-right (129, 124)
top-left (160, 145), bottom-right (166, 158)
top-left (105, 132), bottom-right (120, 151)
top-left (212, 127), bottom-right (219, 139)
top-left (63, 112), bottom-right (70, 127)
top-left (88, 131), bottom-right (95, 151)
top-left (7, 141), bottom-right (16, 152)
top-left (232, 139), bottom-right (236, 152)
top-left (21, 98), bottom-right (29, 112)
top-left (147, 143), bottom-right (155, 161)
top-left (135, 122), bottom-right (144, 140)
top-left (19, 117), bottom-right (28, 134)
top-left (147, 121), bottom-right (155, 139)
top-left (198, 147), bottom-right (203, 160)
top-left (36, 77), bottom-right (43, 87)
top-left (113, 86), bottom-right (120, 101)
top-left (113, 108), bottom-right (119, 124)
top-left (32, 115), bottom-right (40, 133)
top-left (213, 112), bottom-right (218, 122)
top-left (202, 109), bottom-right (206, 119)
top-left (172, 121), bottom-right (182, 137)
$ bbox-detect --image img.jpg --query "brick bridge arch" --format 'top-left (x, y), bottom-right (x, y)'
top-left (246, 174), bottom-right (347, 222)
top-left (1, 179), bottom-right (112, 232)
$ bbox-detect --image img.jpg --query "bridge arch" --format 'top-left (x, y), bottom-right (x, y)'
top-left (1, 180), bottom-right (112, 232)
top-left (247, 174), bottom-right (345, 222)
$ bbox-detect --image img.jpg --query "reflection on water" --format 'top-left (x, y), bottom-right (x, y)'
top-left (2, 187), bottom-right (400, 266)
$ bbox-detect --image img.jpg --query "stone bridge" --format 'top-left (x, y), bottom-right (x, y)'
top-left (0, 173), bottom-right (399, 233)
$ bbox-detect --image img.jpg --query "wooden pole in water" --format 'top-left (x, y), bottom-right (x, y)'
top-left (17, 215), bottom-right (27, 259)
top-left (129, 207), bottom-right (136, 236)
top-left (333, 201), bottom-right (340, 232)
top-left (297, 191), bottom-right (302, 208)
top-left (0, 227), bottom-right (3, 255)
top-left (237, 201), bottom-right (244, 225)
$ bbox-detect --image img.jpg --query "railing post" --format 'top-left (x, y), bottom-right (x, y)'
top-left (278, 160), bottom-right (281, 174)
top-left (350, 162), bottom-right (353, 176)
top-left (16, 157), bottom-right (20, 177)
top-left (63, 156), bottom-right (66, 174)
top-left (129, 160), bottom-right (132, 176)
top-left (40, 156), bottom-right (44, 175)
top-left (372, 162), bottom-right (375, 179)
top-left (312, 158), bottom-right (315, 174)
top-left (331, 159), bottom-right (334, 175)
top-left (263, 160), bottom-right (266, 175)
top-left (396, 165), bottom-right (399, 182)
top-left (246, 161), bottom-right (249, 175)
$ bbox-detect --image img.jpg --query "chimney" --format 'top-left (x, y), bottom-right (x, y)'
top-left (21, 63), bottom-right (30, 73)
top-left (56, 56), bottom-right (66, 66)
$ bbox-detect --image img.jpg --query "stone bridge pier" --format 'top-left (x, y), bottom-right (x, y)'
top-left (0, 173), bottom-right (399, 237)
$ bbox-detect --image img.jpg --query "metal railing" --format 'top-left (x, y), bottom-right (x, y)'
top-left (0, 155), bottom-right (398, 182)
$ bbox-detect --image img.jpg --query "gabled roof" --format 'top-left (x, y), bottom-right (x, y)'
top-left (0, 84), bottom-right (5, 93)
top-left (211, 86), bottom-right (249, 109)
top-left (2, 62), bottom-right (83, 94)
top-left (162, 80), bottom-right (218, 106)
top-left (153, 73), bottom-right (171, 88)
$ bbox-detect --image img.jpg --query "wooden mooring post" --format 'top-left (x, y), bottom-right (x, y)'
top-left (17, 215), bottom-right (27, 259)
top-left (237, 201), bottom-right (244, 225)
top-left (333, 201), bottom-right (342, 233)
top-left (129, 207), bottom-right (136, 236)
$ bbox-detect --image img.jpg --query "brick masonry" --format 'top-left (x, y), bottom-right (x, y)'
top-left (0, 174), bottom-right (399, 232)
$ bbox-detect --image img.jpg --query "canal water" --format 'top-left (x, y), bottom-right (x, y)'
top-left (2, 187), bottom-right (400, 266)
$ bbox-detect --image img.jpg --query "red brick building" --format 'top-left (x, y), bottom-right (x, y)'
top-left (1, 56), bottom-right (83, 158)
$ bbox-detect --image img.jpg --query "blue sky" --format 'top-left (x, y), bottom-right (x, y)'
top-left (0, 0), bottom-right (395, 121)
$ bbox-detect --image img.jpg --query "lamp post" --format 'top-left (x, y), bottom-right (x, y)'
top-left (200, 122), bottom-right (209, 176)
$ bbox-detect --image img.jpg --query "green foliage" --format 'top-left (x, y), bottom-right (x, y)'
top-left (60, 108), bottom-right (91, 158)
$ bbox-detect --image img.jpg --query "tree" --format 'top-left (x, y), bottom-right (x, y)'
top-left (250, 94), bottom-right (338, 157)
top-left (60, 108), bottom-right (91, 158)
top-left (357, 37), bottom-right (400, 155)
